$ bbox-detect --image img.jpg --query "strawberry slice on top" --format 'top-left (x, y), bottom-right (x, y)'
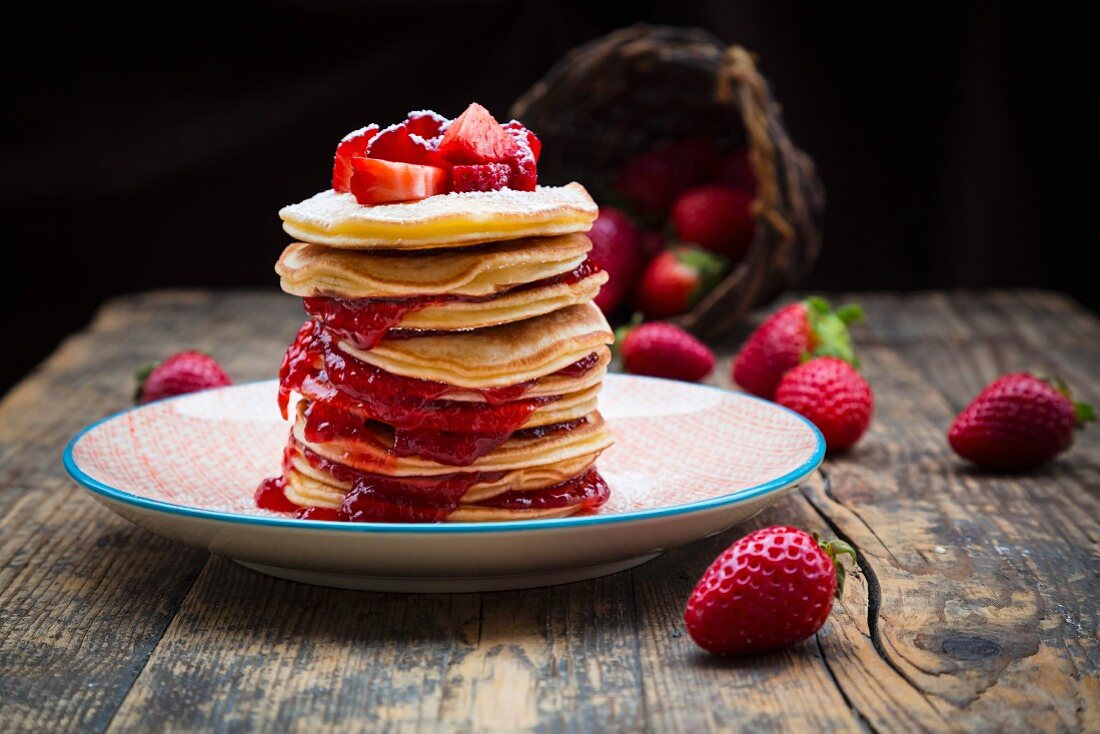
top-left (439, 103), bottom-right (519, 165)
top-left (350, 158), bottom-right (448, 205)
top-left (332, 124), bottom-right (380, 192)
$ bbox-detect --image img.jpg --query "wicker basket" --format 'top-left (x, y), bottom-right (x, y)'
top-left (511, 24), bottom-right (824, 339)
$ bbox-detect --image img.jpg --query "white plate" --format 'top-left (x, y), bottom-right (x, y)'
top-left (64, 375), bottom-right (824, 592)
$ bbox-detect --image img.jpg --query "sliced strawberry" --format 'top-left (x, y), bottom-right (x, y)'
top-left (349, 158), bottom-right (448, 205)
top-left (405, 110), bottom-right (448, 138)
top-left (508, 147), bottom-right (538, 191)
top-left (367, 123), bottom-right (437, 165)
top-left (332, 125), bottom-right (380, 192)
top-left (452, 163), bottom-right (511, 193)
top-left (504, 120), bottom-right (541, 162)
top-left (439, 103), bottom-right (519, 164)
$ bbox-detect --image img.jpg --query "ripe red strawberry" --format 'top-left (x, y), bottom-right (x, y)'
top-left (403, 109), bottom-right (448, 138)
top-left (587, 207), bottom-right (643, 314)
top-left (503, 120), bottom-right (541, 161)
top-left (635, 246), bottom-right (728, 319)
top-left (714, 148), bottom-right (756, 194)
top-left (350, 158), bottom-right (448, 205)
top-left (672, 185), bottom-right (755, 261)
top-left (733, 297), bottom-right (863, 400)
top-left (135, 351), bottom-right (232, 404)
top-left (613, 139), bottom-right (720, 214)
top-left (619, 322), bottom-right (714, 382)
top-left (439, 102), bottom-right (519, 164)
top-left (685, 526), bottom-right (856, 655)
top-left (367, 122), bottom-right (442, 167)
top-left (451, 163), bottom-right (511, 193)
top-left (947, 373), bottom-right (1095, 469)
top-left (776, 357), bottom-right (874, 452)
top-left (332, 125), bottom-right (380, 192)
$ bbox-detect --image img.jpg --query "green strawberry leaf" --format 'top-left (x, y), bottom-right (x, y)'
top-left (804, 297), bottom-right (863, 369)
top-left (1075, 401), bottom-right (1096, 426)
top-left (133, 361), bottom-right (160, 403)
top-left (675, 246), bottom-right (730, 306)
top-left (818, 538), bottom-right (858, 598)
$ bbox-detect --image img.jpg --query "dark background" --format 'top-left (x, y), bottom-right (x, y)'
top-left (0, 2), bottom-right (1089, 392)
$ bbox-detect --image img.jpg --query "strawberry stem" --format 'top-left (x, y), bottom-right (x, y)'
top-left (133, 361), bottom-right (160, 403)
top-left (818, 538), bottom-right (858, 598)
top-left (803, 296), bottom-right (863, 369)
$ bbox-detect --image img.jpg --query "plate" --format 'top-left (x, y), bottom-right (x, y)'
top-left (63, 375), bottom-right (824, 592)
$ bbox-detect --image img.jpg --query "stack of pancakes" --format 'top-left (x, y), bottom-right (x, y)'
top-left (270, 183), bottom-right (615, 522)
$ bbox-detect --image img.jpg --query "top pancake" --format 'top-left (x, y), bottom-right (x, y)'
top-left (277, 233), bottom-right (591, 298)
top-left (279, 183), bottom-right (598, 250)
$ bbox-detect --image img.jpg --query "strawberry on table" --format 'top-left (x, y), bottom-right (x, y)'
top-left (948, 373), bottom-right (1095, 469)
top-left (635, 246), bottom-right (727, 319)
top-left (135, 351), bottom-right (232, 404)
top-left (733, 297), bottom-right (864, 400)
top-left (672, 185), bottom-right (755, 261)
top-left (776, 357), bottom-right (874, 453)
top-left (587, 207), bottom-right (643, 314)
top-left (332, 125), bottom-right (380, 192)
top-left (350, 158), bottom-right (448, 205)
top-left (685, 526), bottom-right (856, 655)
top-left (619, 322), bottom-right (714, 382)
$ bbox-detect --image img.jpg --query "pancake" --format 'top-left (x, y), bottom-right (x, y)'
top-left (294, 409), bottom-right (613, 476)
top-left (298, 378), bottom-right (602, 431)
top-left (340, 302), bottom-right (613, 388)
top-left (284, 464), bottom-right (599, 522)
top-left (392, 271), bottom-right (606, 332)
top-left (284, 443), bottom-right (596, 508)
top-left (277, 234), bottom-right (592, 298)
top-left (279, 183), bottom-right (598, 250)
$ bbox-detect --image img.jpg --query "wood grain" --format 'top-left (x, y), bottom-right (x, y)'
top-left (1, 289), bottom-right (1097, 733)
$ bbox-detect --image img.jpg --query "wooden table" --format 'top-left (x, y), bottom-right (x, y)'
top-left (1, 290), bottom-right (1097, 732)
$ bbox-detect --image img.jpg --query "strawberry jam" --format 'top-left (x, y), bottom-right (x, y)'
top-left (340, 467), bottom-right (609, 523)
top-left (479, 469), bottom-right (609, 511)
top-left (258, 441), bottom-right (607, 523)
top-left (254, 476), bottom-right (298, 513)
top-left (277, 317), bottom-right (601, 465)
top-left (303, 259), bottom-right (602, 349)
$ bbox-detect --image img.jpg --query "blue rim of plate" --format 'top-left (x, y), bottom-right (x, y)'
top-left (63, 375), bottom-right (825, 535)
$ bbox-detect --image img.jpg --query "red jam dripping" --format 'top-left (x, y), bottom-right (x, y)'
top-left (269, 440), bottom-right (605, 523)
top-left (302, 398), bottom-right (584, 467)
top-left (294, 506), bottom-right (343, 521)
top-left (479, 469), bottom-right (609, 511)
top-left (342, 467), bottom-right (608, 523)
top-left (302, 258), bottom-right (602, 349)
top-left (254, 476), bottom-right (299, 513)
top-left (280, 320), bottom-right (600, 415)
top-left (291, 439), bottom-right (507, 497)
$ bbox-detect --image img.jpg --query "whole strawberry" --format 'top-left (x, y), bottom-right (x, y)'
top-left (620, 322), bottom-right (714, 382)
top-left (135, 351), bottom-right (232, 404)
top-left (733, 297), bottom-right (863, 400)
top-left (587, 207), bottom-right (643, 314)
top-left (776, 357), bottom-right (873, 452)
top-left (948, 373), bottom-right (1094, 469)
top-left (671, 185), bottom-right (755, 261)
top-left (685, 526), bottom-right (856, 655)
top-left (635, 246), bottom-right (728, 319)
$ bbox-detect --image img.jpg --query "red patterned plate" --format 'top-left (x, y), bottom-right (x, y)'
top-left (64, 375), bottom-right (823, 592)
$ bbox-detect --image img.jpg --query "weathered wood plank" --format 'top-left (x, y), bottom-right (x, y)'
top-left (796, 292), bottom-right (1100, 732)
top-left (0, 292), bottom-right (301, 733)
